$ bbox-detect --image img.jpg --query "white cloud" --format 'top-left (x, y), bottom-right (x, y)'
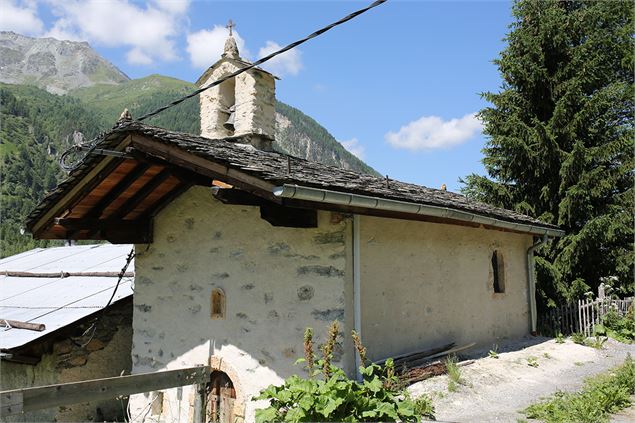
top-left (385, 113), bottom-right (483, 151)
top-left (126, 47), bottom-right (153, 65)
top-left (186, 25), bottom-right (249, 69)
top-left (44, 18), bottom-right (82, 41)
top-left (151, 0), bottom-right (189, 14)
top-left (340, 137), bottom-right (365, 159)
top-left (258, 41), bottom-right (303, 76)
top-left (0, 0), bottom-right (44, 35)
top-left (43, 0), bottom-right (190, 65)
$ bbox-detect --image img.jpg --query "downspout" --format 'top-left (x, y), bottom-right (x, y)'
top-left (527, 235), bottom-right (548, 335)
top-left (353, 214), bottom-right (362, 381)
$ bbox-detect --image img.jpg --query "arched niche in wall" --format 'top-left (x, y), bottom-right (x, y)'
top-left (211, 288), bottom-right (226, 319)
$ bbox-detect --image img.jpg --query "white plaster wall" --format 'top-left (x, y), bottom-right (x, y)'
top-left (358, 215), bottom-right (534, 361)
top-left (130, 186), bottom-right (352, 422)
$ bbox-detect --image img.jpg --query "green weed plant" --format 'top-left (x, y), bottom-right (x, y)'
top-left (253, 321), bottom-right (435, 422)
top-left (524, 355), bottom-right (635, 423)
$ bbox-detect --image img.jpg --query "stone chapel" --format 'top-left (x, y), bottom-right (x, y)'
top-left (25, 32), bottom-right (564, 422)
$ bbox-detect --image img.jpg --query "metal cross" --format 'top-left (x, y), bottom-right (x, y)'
top-left (226, 19), bottom-right (236, 36)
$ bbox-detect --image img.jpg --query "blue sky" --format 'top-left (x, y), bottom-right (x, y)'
top-left (1, 0), bottom-right (515, 191)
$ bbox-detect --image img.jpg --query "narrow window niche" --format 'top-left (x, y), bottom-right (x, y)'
top-left (211, 288), bottom-right (226, 319)
top-left (491, 250), bottom-right (505, 294)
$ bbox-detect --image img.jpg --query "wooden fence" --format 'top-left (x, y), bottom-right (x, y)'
top-left (538, 297), bottom-right (633, 336)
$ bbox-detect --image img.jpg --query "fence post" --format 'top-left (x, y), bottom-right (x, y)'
top-left (578, 298), bottom-right (582, 333)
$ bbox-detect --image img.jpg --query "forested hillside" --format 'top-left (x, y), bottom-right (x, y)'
top-left (0, 85), bottom-right (106, 256)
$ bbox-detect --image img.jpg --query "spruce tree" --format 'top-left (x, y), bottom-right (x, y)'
top-left (462, 0), bottom-right (634, 307)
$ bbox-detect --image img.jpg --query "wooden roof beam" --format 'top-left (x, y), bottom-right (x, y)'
top-left (54, 218), bottom-right (152, 244)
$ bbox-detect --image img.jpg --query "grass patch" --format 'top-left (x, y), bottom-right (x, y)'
top-left (570, 333), bottom-right (608, 349)
top-left (489, 344), bottom-right (500, 359)
top-left (524, 354), bottom-right (635, 423)
top-left (527, 356), bottom-right (539, 367)
top-left (445, 355), bottom-right (463, 392)
top-left (571, 332), bottom-right (586, 345)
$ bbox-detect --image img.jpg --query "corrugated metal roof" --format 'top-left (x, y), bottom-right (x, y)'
top-left (0, 244), bottom-right (134, 350)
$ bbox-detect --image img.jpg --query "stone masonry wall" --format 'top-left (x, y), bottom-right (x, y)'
top-left (200, 60), bottom-right (275, 141)
top-left (0, 300), bottom-right (132, 422)
top-left (129, 186), bottom-right (352, 422)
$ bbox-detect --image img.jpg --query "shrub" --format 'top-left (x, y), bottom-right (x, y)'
top-left (595, 308), bottom-right (635, 343)
top-left (253, 322), bottom-right (436, 422)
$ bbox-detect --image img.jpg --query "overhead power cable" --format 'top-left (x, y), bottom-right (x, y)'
top-left (137, 0), bottom-right (388, 122)
top-left (59, 0), bottom-right (388, 171)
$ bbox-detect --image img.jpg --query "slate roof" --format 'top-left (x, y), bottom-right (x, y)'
top-left (0, 244), bottom-right (133, 351)
top-left (26, 121), bottom-right (561, 233)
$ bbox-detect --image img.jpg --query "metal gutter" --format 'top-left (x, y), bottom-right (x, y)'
top-left (272, 184), bottom-right (565, 237)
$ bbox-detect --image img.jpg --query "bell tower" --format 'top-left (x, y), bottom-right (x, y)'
top-left (196, 21), bottom-right (276, 151)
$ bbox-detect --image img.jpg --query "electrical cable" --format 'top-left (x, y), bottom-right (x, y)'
top-left (58, 0), bottom-right (388, 171)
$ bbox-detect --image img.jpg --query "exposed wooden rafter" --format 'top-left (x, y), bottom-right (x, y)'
top-left (30, 136), bottom-right (133, 236)
top-left (84, 162), bottom-right (151, 218)
top-left (109, 168), bottom-right (172, 220)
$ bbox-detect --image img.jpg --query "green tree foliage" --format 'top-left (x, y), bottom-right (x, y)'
top-left (462, 0), bottom-right (634, 307)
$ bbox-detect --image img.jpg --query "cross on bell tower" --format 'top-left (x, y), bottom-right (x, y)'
top-left (226, 19), bottom-right (235, 36)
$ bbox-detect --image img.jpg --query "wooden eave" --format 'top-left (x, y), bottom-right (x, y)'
top-left (29, 136), bottom-right (214, 243)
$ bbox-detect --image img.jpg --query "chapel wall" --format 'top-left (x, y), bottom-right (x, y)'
top-left (129, 186), bottom-right (353, 423)
top-left (358, 215), bottom-right (534, 361)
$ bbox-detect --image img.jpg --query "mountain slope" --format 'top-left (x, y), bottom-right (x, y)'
top-left (70, 76), bottom-right (378, 174)
top-left (0, 31), bottom-right (129, 94)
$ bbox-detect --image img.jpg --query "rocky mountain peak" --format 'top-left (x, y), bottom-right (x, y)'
top-left (0, 31), bottom-right (129, 94)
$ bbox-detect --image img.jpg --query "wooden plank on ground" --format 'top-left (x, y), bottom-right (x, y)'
top-left (0, 366), bottom-right (210, 416)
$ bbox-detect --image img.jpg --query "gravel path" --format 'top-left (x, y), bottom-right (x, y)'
top-left (408, 336), bottom-right (635, 422)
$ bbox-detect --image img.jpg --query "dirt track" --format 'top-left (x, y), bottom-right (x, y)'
top-left (408, 336), bottom-right (635, 422)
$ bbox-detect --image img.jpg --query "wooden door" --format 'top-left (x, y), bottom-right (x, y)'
top-left (205, 371), bottom-right (236, 423)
